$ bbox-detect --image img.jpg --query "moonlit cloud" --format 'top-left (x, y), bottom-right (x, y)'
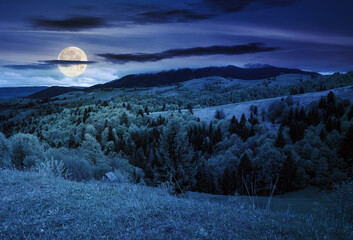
top-left (98, 43), bottom-right (279, 63)
top-left (0, 0), bottom-right (353, 87)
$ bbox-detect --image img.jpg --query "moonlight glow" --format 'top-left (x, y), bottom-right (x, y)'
top-left (58, 46), bottom-right (87, 77)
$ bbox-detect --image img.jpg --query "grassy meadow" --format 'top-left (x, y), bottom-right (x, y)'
top-left (1, 169), bottom-right (352, 240)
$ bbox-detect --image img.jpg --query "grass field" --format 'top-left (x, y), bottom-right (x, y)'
top-left (184, 187), bottom-right (331, 214)
top-left (0, 169), bottom-right (352, 239)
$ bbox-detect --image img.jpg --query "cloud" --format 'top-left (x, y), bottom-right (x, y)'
top-left (203, 0), bottom-right (254, 12)
top-left (31, 16), bottom-right (107, 31)
top-left (0, 63), bottom-right (119, 87)
top-left (41, 60), bottom-right (96, 65)
top-left (132, 9), bottom-right (215, 24)
top-left (204, 0), bottom-right (298, 12)
top-left (27, 1), bottom-right (298, 31)
top-left (97, 42), bottom-right (279, 63)
top-left (4, 60), bottom-right (96, 70)
top-left (3, 64), bottom-right (55, 70)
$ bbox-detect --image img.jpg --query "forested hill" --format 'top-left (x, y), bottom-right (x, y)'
top-left (28, 86), bottom-right (84, 99)
top-left (89, 65), bottom-right (318, 89)
top-left (0, 86), bottom-right (47, 99)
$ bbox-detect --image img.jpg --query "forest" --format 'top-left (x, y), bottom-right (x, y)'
top-left (1, 72), bottom-right (353, 196)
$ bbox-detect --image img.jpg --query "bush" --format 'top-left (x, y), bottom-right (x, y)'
top-left (0, 132), bottom-right (12, 168)
top-left (10, 134), bottom-right (43, 169)
top-left (45, 148), bottom-right (93, 181)
top-left (34, 157), bottom-right (65, 178)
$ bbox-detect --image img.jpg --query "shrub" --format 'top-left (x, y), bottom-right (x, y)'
top-left (9, 133), bottom-right (43, 169)
top-left (0, 132), bottom-right (12, 168)
top-left (45, 148), bottom-right (93, 181)
top-left (79, 133), bottom-right (105, 165)
top-left (34, 157), bottom-right (66, 178)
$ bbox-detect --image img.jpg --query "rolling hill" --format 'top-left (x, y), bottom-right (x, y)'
top-left (89, 65), bottom-right (318, 89)
top-left (27, 86), bottom-right (82, 99)
top-left (0, 86), bottom-right (47, 99)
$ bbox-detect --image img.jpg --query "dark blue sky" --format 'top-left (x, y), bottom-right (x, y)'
top-left (1, 0), bottom-right (353, 87)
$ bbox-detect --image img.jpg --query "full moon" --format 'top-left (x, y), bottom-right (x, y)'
top-left (58, 46), bottom-right (87, 77)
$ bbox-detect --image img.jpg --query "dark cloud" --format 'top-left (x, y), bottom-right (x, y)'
top-left (98, 43), bottom-right (279, 63)
top-left (204, 0), bottom-right (298, 13)
top-left (3, 64), bottom-right (55, 70)
top-left (31, 16), bottom-right (106, 30)
top-left (4, 60), bottom-right (96, 70)
top-left (28, 1), bottom-right (299, 31)
top-left (132, 9), bottom-right (215, 24)
top-left (41, 60), bottom-right (96, 65)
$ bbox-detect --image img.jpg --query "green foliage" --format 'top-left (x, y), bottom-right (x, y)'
top-left (340, 124), bottom-right (353, 176)
top-left (79, 133), bottom-right (104, 165)
top-left (278, 153), bottom-right (297, 192)
top-left (0, 132), bottom-right (12, 168)
top-left (157, 118), bottom-right (196, 191)
top-left (9, 133), bottom-right (43, 169)
top-left (35, 157), bottom-right (66, 178)
top-left (44, 148), bottom-right (94, 181)
top-left (2, 75), bottom-right (353, 195)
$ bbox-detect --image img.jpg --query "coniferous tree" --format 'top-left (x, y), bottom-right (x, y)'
top-left (108, 126), bottom-right (115, 142)
top-left (278, 153), bottom-right (297, 192)
top-left (320, 128), bottom-right (327, 141)
top-left (120, 112), bottom-right (129, 126)
top-left (336, 102), bottom-right (345, 118)
top-left (275, 128), bottom-right (286, 148)
top-left (238, 154), bottom-right (252, 194)
top-left (289, 120), bottom-right (305, 142)
top-left (212, 126), bottom-right (222, 144)
top-left (222, 168), bottom-right (237, 195)
top-left (327, 91), bottom-right (335, 105)
top-left (254, 105), bottom-right (258, 115)
top-left (157, 119), bottom-right (196, 191)
top-left (348, 105), bottom-right (353, 121)
top-left (68, 134), bottom-right (75, 148)
top-left (239, 113), bottom-right (246, 129)
top-left (340, 125), bottom-right (353, 176)
top-left (229, 116), bottom-right (239, 134)
top-left (325, 117), bottom-right (334, 132)
top-left (299, 87), bottom-right (305, 94)
top-left (214, 109), bottom-right (225, 119)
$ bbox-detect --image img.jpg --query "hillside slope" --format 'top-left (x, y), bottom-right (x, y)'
top-left (28, 86), bottom-right (82, 99)
top-left (0, 87), bottom-right (47, 99)
top-left (89, 65), bottom-right (318, 89)
top-left (191, 85), bottom-right (353, 122)
top-left (0, 170), bottom-right (349, 239)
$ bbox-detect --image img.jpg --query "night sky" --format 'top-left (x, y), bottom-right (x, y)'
top-left (1, 0), bottom-right (353, 87)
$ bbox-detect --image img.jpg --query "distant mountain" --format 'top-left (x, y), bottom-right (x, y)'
top-left (0, 86), bottom-right (47, 99)
top-left (89, 65), bottom-right (319, 89)
top-left (28, 86), bottom-right (81, 99)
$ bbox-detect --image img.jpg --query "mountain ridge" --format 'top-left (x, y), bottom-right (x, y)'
top-left (25, 65), bottom-right (319, 99)
top-left (88, 65), bottom-right (319, 90)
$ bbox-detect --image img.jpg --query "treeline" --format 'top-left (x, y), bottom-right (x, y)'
top-left (1, 90), bottom-right (352, 195)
